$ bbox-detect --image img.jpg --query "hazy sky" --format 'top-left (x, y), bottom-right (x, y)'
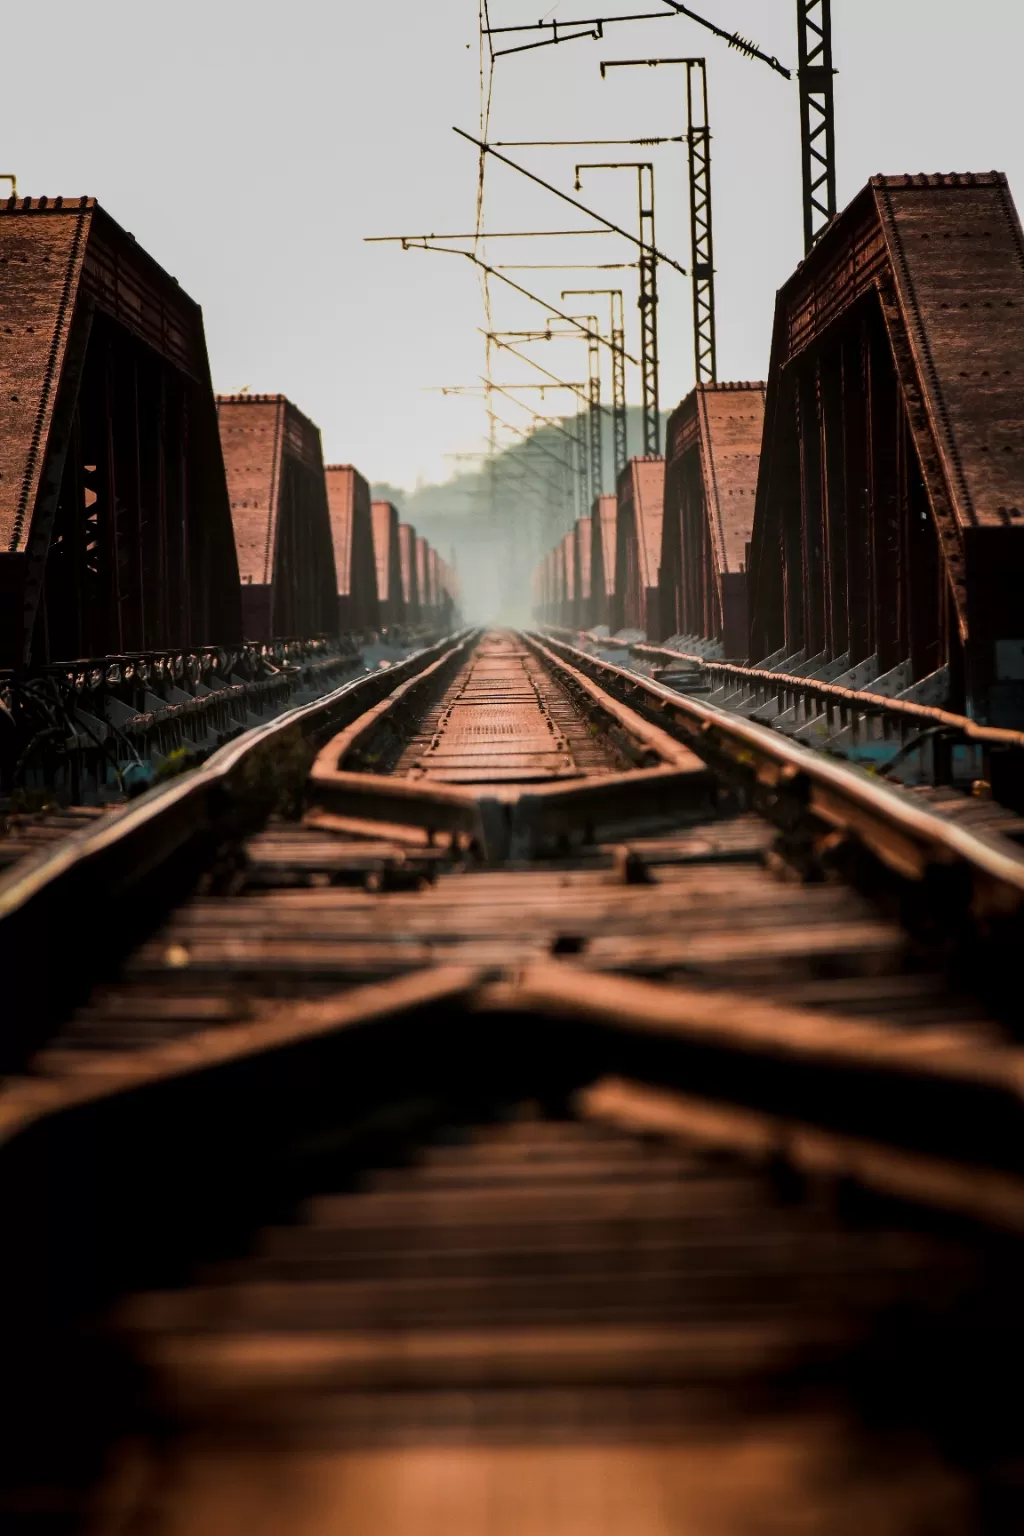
top-left (6, 2), bottom-right (1023, 489)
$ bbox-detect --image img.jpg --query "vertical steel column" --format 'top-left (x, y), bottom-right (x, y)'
top-left (484, 337), bottom-right (498, 542)
top-left (637, 163), bottom-right (660, 454)
top-left (868, 312), bottom-right (901, 673)
top-left (575, 160), bottom-right (659, 453)
top-left (820, 347), bottom-right (848, 658)
top-left (601, 59), bottom-right (717, 389)
top-left (562, 288), bottom-right (626, 483)
top-left (70, 412), bottom-right (85, 659)
top-left (575, 407), bottom-right (589, 522)
top-left (104, 345), bottom-right (125, 655)
top-left (180, 394), bottom-right (191, 650)
top-left (685, 60), bottom-right (717, 384)
top-left (156, 375), bottom-right (168, 647)
top-left (843, 322), bottom-right (872, 665)
top-left (132, 358), bottom-right (146, 652)
top-left (610, 290), bottom-right (628, 481)
top-left (797, 0), bottom-right (837, 253)
top-left (587, 327), bottom-right (602, 500)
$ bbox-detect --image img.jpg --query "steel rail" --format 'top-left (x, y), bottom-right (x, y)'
top-left (632, 640), bottom-right (1024, 758)
top-left (0, 631), bottom-right (476, 1068)
top-left (538, 633), bottom-right (1024, 907)
top-left (7, 626), bottom-right (1024, 1143)
top-left (308, 631), bottom-right (712, 858)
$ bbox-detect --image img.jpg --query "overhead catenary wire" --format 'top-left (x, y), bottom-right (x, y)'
top-left (376, 237), bottom-right (641, 363)
top-left (491, 422), bottom-right (572, 477)
top-left (483, 333), bottom-right (598, 412)
top-left (483, 4), bottom-right (791, 77)
top-left (495, 263), bottom-right (638, 272)
top-left (481, 379), bottom-right (587, 447)
top-left (452, 128), bottom-right (688, 279)
top-left (600, 55), bottom-right (718, 385)
top-left (364, 230), bottom-right (620, 242)
top-left (428, 382), bottom-right (589, 395)
top-left (444, 446), bottom-right (565, 497)
top-left (493, 137), bottom-right (686, 148)
top-left (437, 381), bottom-right (590, 450)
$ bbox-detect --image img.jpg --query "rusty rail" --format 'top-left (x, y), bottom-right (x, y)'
top-left (539, 633), bottom-right (1024, 917)
top-left (0, 631), bottom-right (475, 1066)
top-left (308, 631), bottom-right (712, 858)
top-left (631, 640), bottom-right (1024, 799)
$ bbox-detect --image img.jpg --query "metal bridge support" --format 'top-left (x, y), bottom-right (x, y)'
top-left (797, 0), bottom-right (837, 253)
top-left (217, 395), bottom-right (339, 642)
top-left (0, 198), bottom-right (242, 672)
top-left (747, 173), bottom-right (1024, 725)
top-left (661, 382), bottom-right (765, 658)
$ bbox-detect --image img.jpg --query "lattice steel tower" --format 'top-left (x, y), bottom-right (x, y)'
top-left (797, 0), bottom-right (837, 252)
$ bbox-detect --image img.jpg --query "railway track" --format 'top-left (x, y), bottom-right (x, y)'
top-left (5, 629), bottom-right (1024, 1532)
top-left (604, 634), bottom-right (1024, 812)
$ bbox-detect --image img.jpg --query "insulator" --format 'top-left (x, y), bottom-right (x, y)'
top-left (728, 33), bottom-right (759, 60)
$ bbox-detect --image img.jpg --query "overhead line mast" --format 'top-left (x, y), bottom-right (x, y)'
top-left (453, 129), bottom-right (687, 277)
top-left (601, 57), bottom-right (717, 385)
top-left (482, 3), bottom-right (838, 254)
top-left (565, 313), bottom-right (605, 501)
top-left (797, 0), bottom-right (837, 251)
top-left (577, 163), bottom-right (660, 456)
top-left (564, 289), bottom-right (628, 482)
top-left (485, 333), bottom-right (599, 417)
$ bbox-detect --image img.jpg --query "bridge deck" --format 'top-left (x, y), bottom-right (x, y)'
top-left (392, 632), bottom-right (625, 784)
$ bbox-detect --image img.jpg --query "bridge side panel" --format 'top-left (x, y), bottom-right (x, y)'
top-left (575, 516), bottom-right (593, 631)
top-left (589, 495), bottom-right (616, 631)
top-left (399, 523), bottom-right (420, 625)
top-left (3, 200), bottom-right (242, 669)
top-left (274, 406), bottom-right (339, 638)
top-left (562, 530), bottom-right (576, 630)
top-left (664, 385), bottom-right (764, 659)
top-left (217, 396), bottom-right (282, 639)
top-left (629, 457), bottom-right (666, 641)
top-left (371, 501), bottom-right (404, 629)
top-left (326, 465), bottom-right (379, 634)
top-left (748, 173), bottom-right (1024, 720)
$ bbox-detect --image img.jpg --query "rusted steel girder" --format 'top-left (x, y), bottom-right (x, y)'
top-left (415, 534), bottom-right (431, 627)
top-left (574, 514), bottom-right (593, 631)
top-left (370, 500), bottom-right (405, 630)
top-left (398, 522), bottom-right (421, 626)
top-left (587, 494), bottom-right (617, 631)
top-left (560, 527), bottom-right (577, 629)
top-left (747, 172), bottom-right (1024, 727)
top-left (216, 394), bottom-right (339, 643)
top-left (615, 456), bottom-right (665, 638)
top-left (660, 381), bottom-right (765, 659)
top-left (0, 198), bottom-right (242, 672)
top-left (325, 464), bottom-right (380, 634)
